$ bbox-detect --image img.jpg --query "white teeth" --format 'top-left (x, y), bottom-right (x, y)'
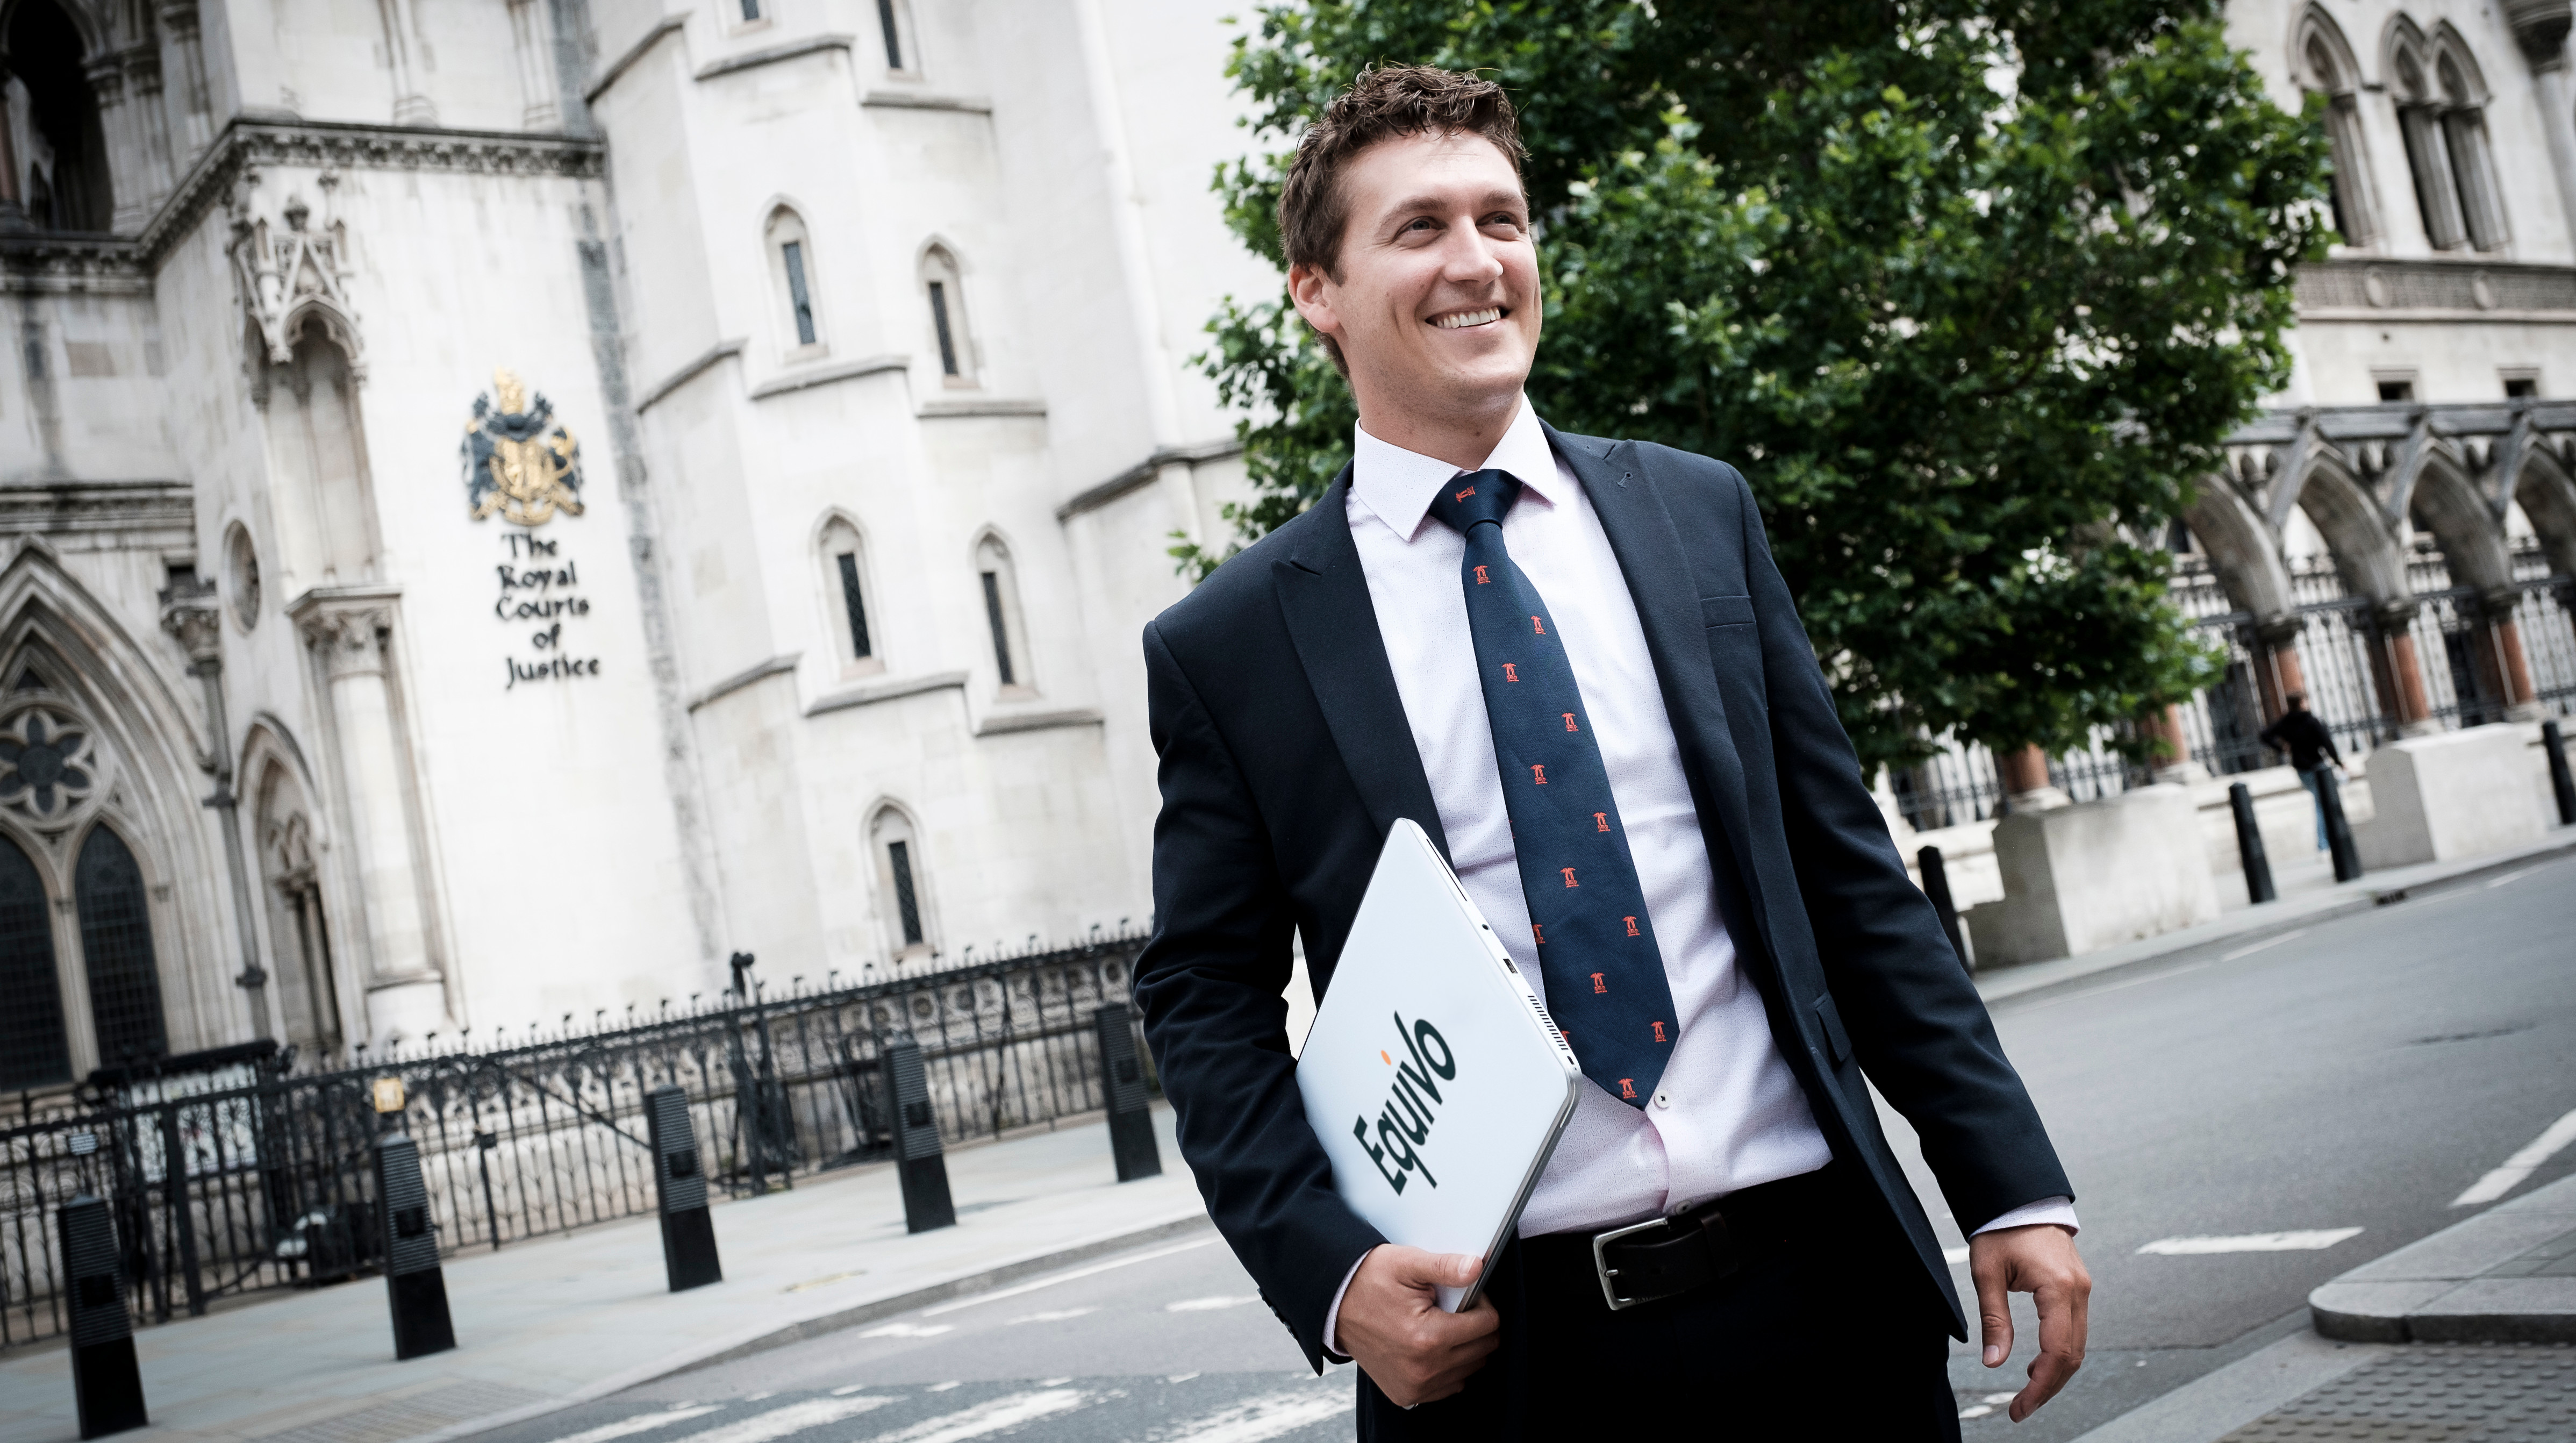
top-left (1433, 308), bottom-right (1502, 329)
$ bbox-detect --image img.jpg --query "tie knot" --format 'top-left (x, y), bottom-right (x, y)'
top-left (1426, 469), bottom-right (1523, 536)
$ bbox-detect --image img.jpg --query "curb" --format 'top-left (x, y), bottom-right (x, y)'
top-left (398, 1208), bottom-right (1216, 1443)
top-left (1970, 831), bottom-right (2576, 1008)
top-left (2307, 1174), bottom-right (2576, 1345)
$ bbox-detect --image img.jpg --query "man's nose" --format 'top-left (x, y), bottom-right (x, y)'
top-left (1436, 220), bottom-right (1506, 284)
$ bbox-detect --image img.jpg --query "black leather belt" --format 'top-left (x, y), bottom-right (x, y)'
top-left (1585, 1166), bottom-right (1841, 1311)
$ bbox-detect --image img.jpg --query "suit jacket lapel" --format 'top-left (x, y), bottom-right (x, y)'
top-left (1271, 469), bottom-right (1454, 864)
top-left (1548, 426), bottom-right (1768, 941)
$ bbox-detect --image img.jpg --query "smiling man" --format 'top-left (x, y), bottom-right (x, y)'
top-left (1133, 66), bottom-right (2090, 1438)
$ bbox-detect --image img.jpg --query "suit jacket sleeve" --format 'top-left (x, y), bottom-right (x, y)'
top-left (1132, 619), bottom-right (1384, 1370)
top-left (1728, 465), bottom-right (2074, 1232)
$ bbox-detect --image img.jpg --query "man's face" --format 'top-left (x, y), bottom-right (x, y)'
top-left (1288, 131), bottom-right (1540, 427)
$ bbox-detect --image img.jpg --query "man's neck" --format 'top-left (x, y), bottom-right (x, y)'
top-left (1354, 387), bottom-right (1524, 472)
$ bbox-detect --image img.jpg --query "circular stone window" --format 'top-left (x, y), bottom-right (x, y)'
top-left (225, 525), bottom-right (262, 630)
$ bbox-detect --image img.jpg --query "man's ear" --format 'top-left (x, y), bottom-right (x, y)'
top-left (1287, 261), bottom-right (1341, 346)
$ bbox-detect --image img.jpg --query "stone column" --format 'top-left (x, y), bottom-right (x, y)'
top-left (2140, 704), bottom-right (2208, 783)
top-left (161, 581), bottom-right (274, 1040)
top-left (299, 605), bottom-right (443, 1042)
top-left (2475, 587), bottom-right (2544, 722)
top-left (0, 60), bottom-right (24, 230)
top-left (85, 57), bottom-right (147, 233)
top-left (1997, 744), bottom-right (2070, 811)
top-left (377, 0), bottom-right (438, 125)
top-left (2252, 613), bottom-right (2308, 723)
top-left (2507, 0), bottom-right (2576, 251)
top-left (2372, 601), bottom-right (2440, 737)
top-left (159, 1), bottom-right (216, 158)
top-left (506, 0), bottom-right (560, 129)
top-left (123, 45), bottom-right (175, 212)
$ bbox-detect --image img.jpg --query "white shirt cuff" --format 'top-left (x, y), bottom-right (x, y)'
top-left (1321, 1246), bottom-right (1374, 1361)
top-left (1971, 1196), bottom-right (2079, 1237)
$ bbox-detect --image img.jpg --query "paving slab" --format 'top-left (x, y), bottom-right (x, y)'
top-left (2310, 1175), bottom-right (2576, 1345)
top-left (1973, 829), bottom-right (2576, 1006)
top-left (0, 1106), bottom-right (1205, 1443)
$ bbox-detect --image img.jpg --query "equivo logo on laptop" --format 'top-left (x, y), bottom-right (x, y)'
top-left (1353, 1012), bottom-right (1457, 1195)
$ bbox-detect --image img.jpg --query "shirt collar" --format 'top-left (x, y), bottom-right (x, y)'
top-left (1350, 397), bottom-right (1564, 543)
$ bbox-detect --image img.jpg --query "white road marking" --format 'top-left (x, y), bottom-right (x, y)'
top-left (828, 1386), bottom-right (872, 1397)
top-left (546, 1405), bottom-right (722, 1443)
top-left (2485, 868), bottom-right (2537, 889)
top-left (2136, 1228), bottom-right (2363, 1255)
top-left (1164, 1295), bottom-right (1258, 1312)
top-left (925, 1382), bottom-right (961, 1392)
top-left (1006, 1308), bottom-right (1096, 1324)
top-left (1146, 1388), bottom-right (1354, 1442)
top-left (1982, 1392), bottom-right (2017, 1403)
top-left (660, 1395), bottom-right (899, 1443)
top-left (1942, 1246), bottom-right (1971, 1265)
top-left (859, 1322), bottom-right (955, 1339)
top-left (2017, 961), bottom-right (2213, 1012)
top-left (1957, 1404), bottom-right (1995, 1419)
top-left (1165, 1372), bottom-right (1201, 1384)
top-left (2451, 1107), bottom-right (2576, 1207)
top-left (2222, 930), bottom-right (2307, 962)
top-left (859, 1389), bottom-right (1086, 1442)
top-left (918, 1238), bottom-right (1219, 1317)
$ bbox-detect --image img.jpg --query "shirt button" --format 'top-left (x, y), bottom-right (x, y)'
top-left (1652, 1091), bottom-right (1672, 1109)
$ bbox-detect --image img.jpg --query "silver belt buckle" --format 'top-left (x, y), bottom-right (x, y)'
top-left (1590, 1215), bottom-right (1672, 1312)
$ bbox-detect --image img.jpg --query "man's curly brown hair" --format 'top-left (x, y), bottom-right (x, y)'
top-left (1278, 65), bottom-right (1529, 372)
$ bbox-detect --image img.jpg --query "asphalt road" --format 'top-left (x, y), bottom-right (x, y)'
top-left (473, 850), bottom-right (2576, 1443)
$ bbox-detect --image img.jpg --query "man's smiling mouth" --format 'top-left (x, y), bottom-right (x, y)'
top-left (1429, 308), bottom-right (1505, 330)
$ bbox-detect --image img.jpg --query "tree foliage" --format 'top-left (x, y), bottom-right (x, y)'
top-left (1180, 0), bottom-right (2331, 767)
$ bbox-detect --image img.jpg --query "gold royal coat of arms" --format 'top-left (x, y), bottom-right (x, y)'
top-left (462, 369), bottom-right (585, 526)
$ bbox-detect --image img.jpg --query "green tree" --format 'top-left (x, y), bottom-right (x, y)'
top-left (1180, 0), bottom-right (2331, 771)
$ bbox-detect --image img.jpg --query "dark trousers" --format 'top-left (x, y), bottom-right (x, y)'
top-left (1356, 1168), bottom-right (1962, 1440)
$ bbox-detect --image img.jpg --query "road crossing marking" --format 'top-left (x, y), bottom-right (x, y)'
top-left (659, 1395), bottom-right (898, 1443)
top-left (2221, 930), bottom-right (2307, 962)
top-left (859, 1389), bottom-right (1086, 1442)
top-left (917, 1237), bottom-right (1219, 1317)
top-left (859, 1323), bottom-right (953, 1338)
top-left (1164, 1295), bottom-right (1257, 1312)
top-left (546, 1405), bottom-right (724, 1443)
top-left (2135, 1228), bottom-right (2363, 1255)
top-left (2452, 1107), bottom-right (2576, 1207)
top-left (1005, 1308), bottom-right (1095, 1324)
top-left (1140, 1387), bottom-right (1353, 1442)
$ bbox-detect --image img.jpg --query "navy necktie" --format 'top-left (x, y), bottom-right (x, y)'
top-left (1426, 469), bottom-right (1676, 1107)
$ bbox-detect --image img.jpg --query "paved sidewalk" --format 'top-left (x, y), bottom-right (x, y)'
top-left (0, 1106), bottom-right (1203, 1443)
top-left (1971, 828), bottom-right (2576, 1006)
top-left (2071, 1180), bottom-right (2576, 1440)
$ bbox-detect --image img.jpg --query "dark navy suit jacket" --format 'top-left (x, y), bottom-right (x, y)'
top-left (1134, 425), bottom-right (2072, 1369)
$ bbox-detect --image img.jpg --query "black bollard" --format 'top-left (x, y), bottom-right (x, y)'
top-left (59, 1195), bottom-right (146, 1439)
top-left (1093, 1003), bottom-right (1162, 1182)
top-left (2545, 720), bottom-right (2576, 826)
top-left (2229, 782), bottom-right (2276, 904)
top-left (884, 1035), bottom-right (955, 1233)
top-left (1914, 846), bottom-right (1970, 973)
top-left (2317, 768), bottom-right (2363, 883)
top-left (645, 1085), bottom-right (721, 1291)
top-left (375, 1132), bottom-right (455, 1359)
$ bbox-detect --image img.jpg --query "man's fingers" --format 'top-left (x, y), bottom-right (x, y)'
top-left (2009, 1266), bottom-right (2091, 1422)
top-left (1378, 1246), bottom-right (1484, 1294)
top-left (1971, 1255), bottom-right (2013, 1368)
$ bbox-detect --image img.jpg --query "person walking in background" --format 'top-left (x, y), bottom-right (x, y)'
top-left (1133, 65), bottom-right (2088, 1439)
top-left (2260, 693), bottom-right (2344, 851)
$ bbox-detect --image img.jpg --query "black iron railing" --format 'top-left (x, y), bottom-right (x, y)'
top-left (0, 932), bottom-right (1150, 1352)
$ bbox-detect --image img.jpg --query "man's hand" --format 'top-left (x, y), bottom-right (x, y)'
top-left (1971, 1224), bottom-right (2091, 1423)
top-left (1335, 1246), bottom-right (1500, 1408)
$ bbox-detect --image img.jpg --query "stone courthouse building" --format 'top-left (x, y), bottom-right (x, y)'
top-left (0, 0), bottom-right (1265, 1085)
top-left (0, 0), bottom-right (2572, 1089)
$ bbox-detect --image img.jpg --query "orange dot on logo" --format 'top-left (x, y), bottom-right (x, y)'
top-left (1380, 1050), bottom-right (1392, 1066)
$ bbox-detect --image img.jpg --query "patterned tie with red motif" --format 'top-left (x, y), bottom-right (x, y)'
top-left (1426, 468), bottom-right (1676, 1108)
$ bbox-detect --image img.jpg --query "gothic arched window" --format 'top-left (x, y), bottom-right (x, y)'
top-left (768, 208), bottom-right (827, 359)
top-left (921, 246), bottom-right (976, 385)
top-left (76, 826), bottom-right (167, 1067)
top-left (0, 833), bottom-right (70, 1091)
top-left (869, 805), bottom-right (935, 962)
top-left (975, 533), bottom-right (1032, 694)
top-left (818, 517), bottom-right (881, 675)
top-left (2, 0), bottom-right (113, 233)
top-left (2294, 9), bottom-right (2379, 247)
top-left (2389, 25), bottom-right (2509, 253)
top-left (2434, 48), bottom-right (2507, 252)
